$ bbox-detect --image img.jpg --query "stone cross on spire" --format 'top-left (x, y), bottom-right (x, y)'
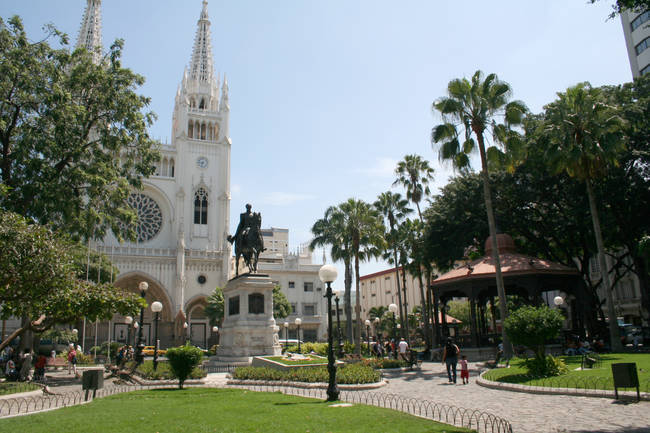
top-left (189, 0), bottom-right (215, 83)
top-left (76, 0), bottom-right (103, 64)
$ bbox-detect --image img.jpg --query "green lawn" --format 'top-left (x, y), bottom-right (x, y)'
top-left (266, 355), bottom-right (328, 365)
top-left (484, 353), bottom-right (650, 390)
top-left (0, 382), bottom-right (40, 396)
top-left (0, 388), bottom-right (473, 433)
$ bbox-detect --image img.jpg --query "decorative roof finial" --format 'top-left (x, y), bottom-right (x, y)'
top-left (189, 0), bottom-right (215, 82)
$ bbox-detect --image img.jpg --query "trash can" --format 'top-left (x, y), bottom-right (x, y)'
top-left (611, 362), bottom-right (639, 401)
top-left (82, 368), bottom-right (104, 400)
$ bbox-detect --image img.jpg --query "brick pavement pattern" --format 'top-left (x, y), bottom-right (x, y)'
top-left (381, 362), bottom-right (650, 433)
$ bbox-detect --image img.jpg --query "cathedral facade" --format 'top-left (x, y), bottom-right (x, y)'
top-left (84, 0), bottom-right (231, 349)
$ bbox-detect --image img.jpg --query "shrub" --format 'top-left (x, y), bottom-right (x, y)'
top-left (208, 344), bottom-right (218, 356)
top-left (165, 344), bottom-right (204, 389)
top-left (89, 341), bottom-right (121, 359)
top-left (524, 355), bottom-right (568, 377)
top-left (232, 364), bottom-right (380, 384)
top-left (504, 305), bottom-right (563, 361)
top-left (285, 342), bottom-right (329, 355)
top-left (136, 360), bottom-right (206, 381)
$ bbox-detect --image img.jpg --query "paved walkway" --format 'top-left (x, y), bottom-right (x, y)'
top-left (380, 362), bottom-right (650, 433)
top-left (4, 364), bottom-right (650, 432)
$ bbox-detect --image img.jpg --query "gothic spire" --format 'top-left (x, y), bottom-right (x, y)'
top-left (76, 0), bottom-right (103, 64)
top-left (189, 0), bottom-right (215, 83)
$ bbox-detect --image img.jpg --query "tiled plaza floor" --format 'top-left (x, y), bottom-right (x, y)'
top-left (379, 362), bottom-right (650, 433)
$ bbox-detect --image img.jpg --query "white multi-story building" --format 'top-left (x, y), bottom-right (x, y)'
top-left (80, 0), bottom-right (232, 350)
top-left (256, 228), bottom-right (328, 342)
top-left (621, 8), bottom-right (650, 77)
top-left (360, 267), bottom-right (420, 321)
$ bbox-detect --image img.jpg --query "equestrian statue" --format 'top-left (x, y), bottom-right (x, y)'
top-left (227, 203), bottom-right (265, 276)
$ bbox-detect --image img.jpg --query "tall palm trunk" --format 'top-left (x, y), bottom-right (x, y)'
top-left (586, 180), bottom-right (622, 351)
top-left (392, 245), bottom-right (405, 340)
top-left (476, 132), bottom-right (512, 357)
top-left (416, 270), bottom-right (429, 348)
top-left (354, 253), bottom-right (362, 355)
top-left (401, 266), bottom-right (410, 340)
top-left (344, 258), bottom-right (353, 343)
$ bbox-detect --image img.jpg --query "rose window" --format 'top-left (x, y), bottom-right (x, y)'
top-left (126, 193), bottom-right (163, 242)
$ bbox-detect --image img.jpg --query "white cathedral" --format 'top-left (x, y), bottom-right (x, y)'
top-left (81, 0), bottom-right (232, 349)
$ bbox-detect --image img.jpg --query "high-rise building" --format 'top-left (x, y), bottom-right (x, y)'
top-left (620, 8), bottom-right (650, 77)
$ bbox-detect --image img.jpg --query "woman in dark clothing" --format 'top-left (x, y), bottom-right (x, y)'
top-left (441, 337), bottom-right (460, 384)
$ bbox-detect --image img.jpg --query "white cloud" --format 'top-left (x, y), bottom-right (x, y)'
top-left (261, 191), bottom-right (315, 206)
top-left (353, 157), bottom-right (398, 178)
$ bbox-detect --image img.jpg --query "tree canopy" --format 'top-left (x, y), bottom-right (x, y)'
top-left (0, 16), bottom-right (159, 241)
top-left (0, 210), bottom-right (142, 351)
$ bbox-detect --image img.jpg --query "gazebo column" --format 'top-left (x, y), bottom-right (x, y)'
top-left (489, 297), bottom-right (497, 334)
top-left (469, 296), bottom-right (479, 347)
top-left (479, 301), bottom-right (487, 343)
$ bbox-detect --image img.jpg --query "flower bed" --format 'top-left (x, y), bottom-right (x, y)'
top-left (232, 363), bottom-right (380, 384)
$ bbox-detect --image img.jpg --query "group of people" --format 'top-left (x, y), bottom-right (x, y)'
top-left (115, 345), bottom-right (135, 367)
top-left (369, 337), bottom-right (412, 361)
top-left (1, 346), bottom-right (49, 382)
top-left (441, 337), bottom-right (470, 385)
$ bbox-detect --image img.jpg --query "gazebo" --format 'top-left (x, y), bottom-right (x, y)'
top-left (431, 234), bottom-right (584, 348)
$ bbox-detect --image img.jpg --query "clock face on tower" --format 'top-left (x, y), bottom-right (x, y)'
top-left (197, 156), bottom-right (208, 169)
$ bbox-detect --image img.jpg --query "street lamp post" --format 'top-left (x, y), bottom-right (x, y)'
top-left (295, 318), bottom-right (302, 353)
top-left (183, 322), bottom-right (188, 343)
top-left (133, 321), bottom-right (139, 359)
top-left (151, 301), bottom-right (163, 371)
top-left (135, 281), bottom-right (149, 366)
top-left (319, 264), bottom-right (339, 402)
top-left (283, 322), bottom-right (289, 351)
top-left (334, 295), bottom-right (343, 357)
top-left (212, 326), bottom-right (219, 349)
top-left (365, 319), bottom-right (371, 356)
top-left (125, 316), bottom-right (133, 347)
top-left (389, 303), bottom-right (398, 359)
top-left (373, 317), bottom-right (381, 351)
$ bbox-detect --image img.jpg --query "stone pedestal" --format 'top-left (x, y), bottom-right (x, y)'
top-left (214, 273), bottom-right (281, 363)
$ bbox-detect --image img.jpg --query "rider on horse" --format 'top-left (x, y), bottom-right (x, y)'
top-left (228, 204), bottom-right (265, 276)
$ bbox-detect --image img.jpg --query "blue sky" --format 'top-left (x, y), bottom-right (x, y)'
top-left (1, 1), bottom-right (632, 292)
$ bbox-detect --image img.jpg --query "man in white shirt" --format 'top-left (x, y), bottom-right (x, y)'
top-left (398, 338), bottom-right (408, 361)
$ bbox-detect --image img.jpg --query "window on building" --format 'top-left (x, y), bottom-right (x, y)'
top-left (194, 188), bottom-right (208, 224)
top-left (303, 329), bottom-right (317, 342)
top-left (641, 63), bottom-right (650, 76)
top-left (631, 10), bottom-right (650, 31)
top-left (635, 37), bottom-right (650, 55)
top-left (304, 282), bottom-right (314, 292)
top-left (288, 281), bottom-right (295, 289)
top-left (290, 303), bottom-right (297, 314)
top-left (228, 296), bottom-right (239, 316)
top-left (249, 293), bottom-right (265, 314)
top-left (303, 304), bottom-right (316, 316)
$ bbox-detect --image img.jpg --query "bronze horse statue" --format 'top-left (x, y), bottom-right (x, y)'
top-left (228, 211), bottom-right (265, 276)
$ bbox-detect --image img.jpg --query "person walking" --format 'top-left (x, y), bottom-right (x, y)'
top-left (67, 344), bottom-right (78, 377)
top-left (460, 355), bottom-right (469, 384)
top-left (442, 337), bottom-right (460, 384)
top-left (398, 337), bottom-right (409, 361)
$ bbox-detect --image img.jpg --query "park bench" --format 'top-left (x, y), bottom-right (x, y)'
top-left (45, 357), bottom-right (67, 370)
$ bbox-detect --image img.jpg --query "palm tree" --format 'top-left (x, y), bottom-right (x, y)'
top-left (540, 82), bottom-right (626, 351)
top-left (338, 198), bottom-right (386, 355)
top-left (402, 218), bottom-right (430, 348)
top-left (311, 206), bottom-right (354, 342)
top-left (374, 192), bottom-right (412, 342)
top-left (393, 154), bottom-right (435, 222)
top-left (432, 70), bottom-right (527, 358)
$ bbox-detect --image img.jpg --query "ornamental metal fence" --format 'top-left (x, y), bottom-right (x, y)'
top-left (199, 364), bottom-right (238, 374)
top-left (482, 373), bottom-right (650, 396)
top-left (228, 383), bottom-right (513, 433)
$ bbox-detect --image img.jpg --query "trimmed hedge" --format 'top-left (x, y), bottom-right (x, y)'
top-left (232, 363), bottom-right (380, 384)
top-left (135, 360), bottom-right (206, 381)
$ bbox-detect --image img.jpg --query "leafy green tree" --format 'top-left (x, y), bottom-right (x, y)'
top-left (537, 82), bottom-right (626, 351)
top-left (0, 16), bottom-right (159, 240)
top-left (432, 70), bottom-right (527, 357)
top-left (0, 211), bottom-right (142, 351)
top-left (589, 0), bottom-right (649, 18)
top-left (273, 285), bottom-right (291, 320)
top-left (205, 287), bottom-right (224, 327)
top-left (165, 344), bottom-right (203, 389)
top-left (374, 191), bottom-right (412, 340)
top-left (446, 300), bottom-right (471, 333)
top-left (338, 198), bottom-right (386, 354)
top-left (311, 206), bottom-right (354, 342)
top-left (504, 305), bottom-right (564, 369)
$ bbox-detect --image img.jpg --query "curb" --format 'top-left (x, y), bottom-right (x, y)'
top-left (477, 370), bottom-right (650, 401)
top-left (226, 378), bottom-right (388, 390)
